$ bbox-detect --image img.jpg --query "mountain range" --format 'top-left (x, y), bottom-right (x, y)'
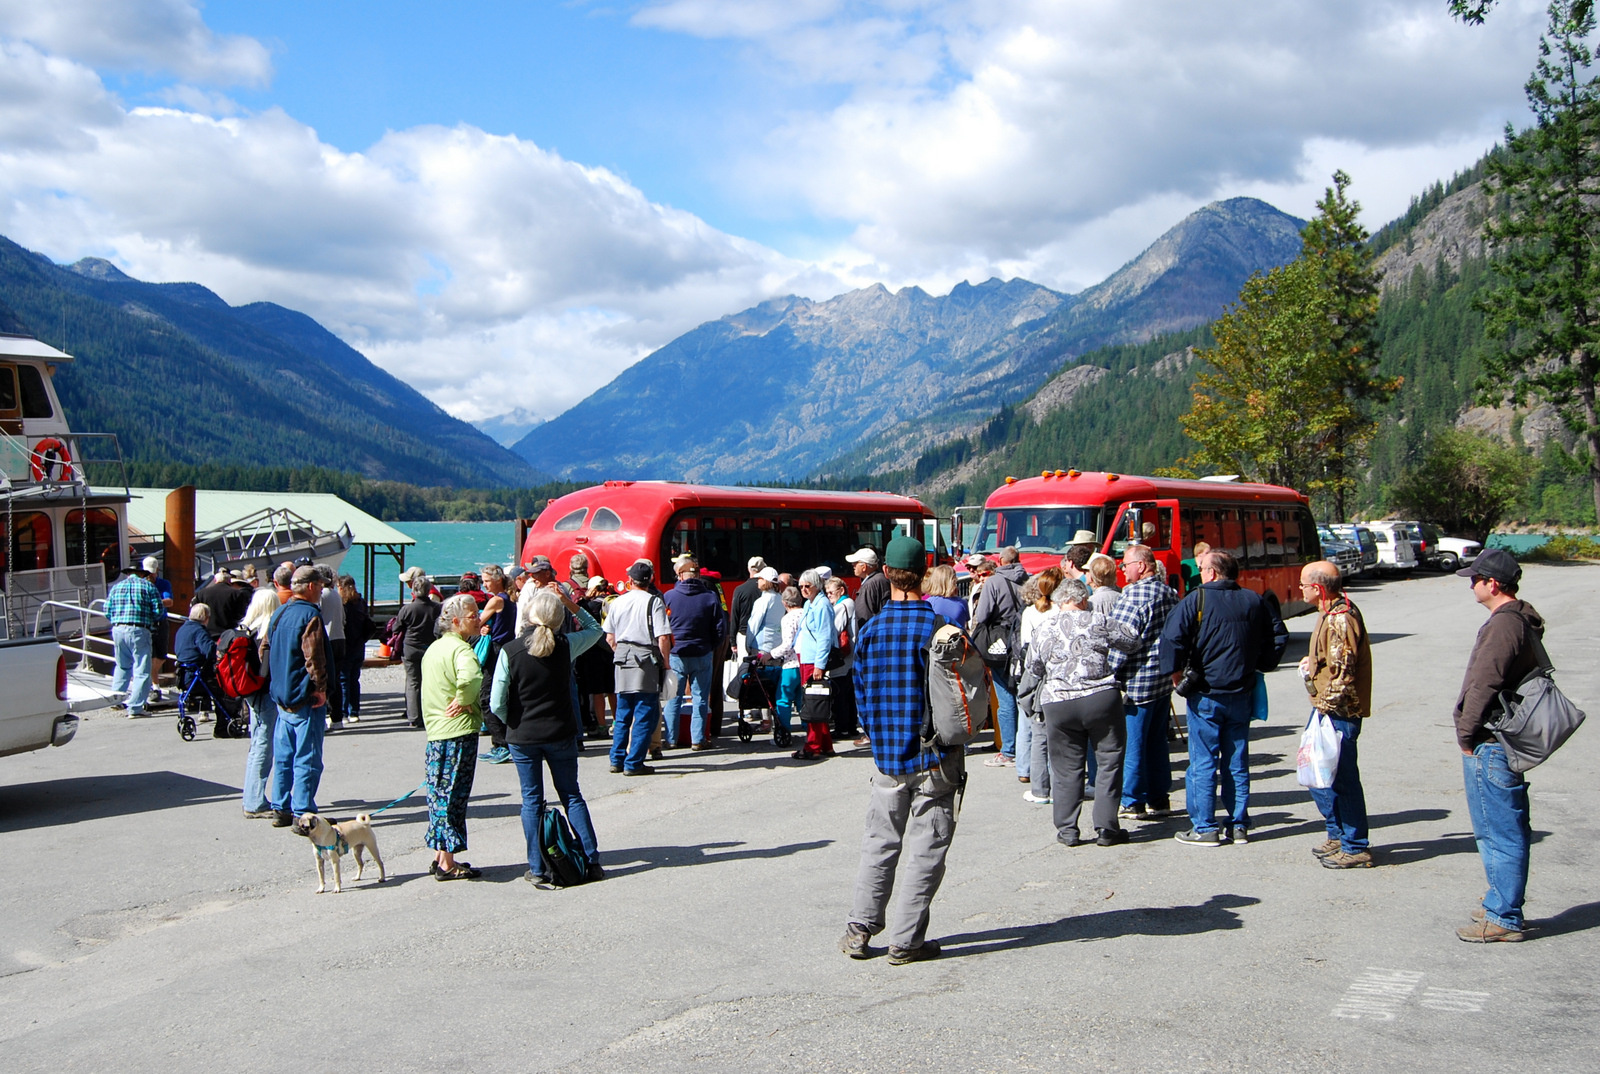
top-left (512, 196), bottom-right (1306, 481)
top-left (0, 239), bottom-right (543, 487)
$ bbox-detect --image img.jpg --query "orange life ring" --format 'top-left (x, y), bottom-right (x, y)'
top-left (29, 437), bottom-right (71, 482)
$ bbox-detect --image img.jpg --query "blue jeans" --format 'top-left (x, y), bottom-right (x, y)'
top-left (994, 673), bottom-right (1017, 758)
top-left (111, 624), bottom-right (154, 713)
top-left (242, 690), bottom-right (279, 813)
top-left (611, 692), bottom-right (660, 772)
top-left (1463, 743), bottom-right (1531, 931)
top-left (510, 738), bottom-right (598, 879)
top-left (664, 652), bottom-right (714, 745)
top-left (1121, 696), bottom-right (1173, 810)
top-left (269, 704), bottom-right (326, 814)
top-left (1184, 690), bottom-right (1252, 834)
top-left (1307, 712), bottom-right (1368, 852)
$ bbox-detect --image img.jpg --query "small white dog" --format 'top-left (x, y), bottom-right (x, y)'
top-left (291, 812), bottom-right (386, 893)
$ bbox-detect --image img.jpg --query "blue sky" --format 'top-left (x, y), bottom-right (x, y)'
top-left (0, 1), bottom-right (1554, 426)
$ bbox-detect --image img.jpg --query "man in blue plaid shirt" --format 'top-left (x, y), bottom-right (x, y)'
top-left (104, 563), bottom-right (166, 717)
top-left (840, 535), bottom-right (962, 966)
top-left (1108, 543), bottom-right (1179, 819)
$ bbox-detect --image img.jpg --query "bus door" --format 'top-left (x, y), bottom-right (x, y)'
top-left (1108, 500), bottom-right (1178, 587)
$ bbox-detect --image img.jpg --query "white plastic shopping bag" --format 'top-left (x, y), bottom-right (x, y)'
top-left (1296, 711), bottom-right (1341, 789)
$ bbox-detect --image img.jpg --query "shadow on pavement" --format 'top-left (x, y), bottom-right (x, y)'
top-left (0, 771), bottom-right (239, 832)
top-left (940, 893), bottom-right (1261, 956)
top-left (602, 838), bottom-right (834, 878)
top-left (1534, 900), bottom-right (1600, 938)
top-left (1381, 827), bottom-right (1548, 866)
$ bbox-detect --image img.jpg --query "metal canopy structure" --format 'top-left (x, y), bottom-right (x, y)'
top-left (123, 488), bottom-right (415, 604)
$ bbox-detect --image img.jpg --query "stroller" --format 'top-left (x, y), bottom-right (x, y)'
top-left (727, 657), bottom-right (789, 747)
top-left (175, 661), bottom-right (247, 741)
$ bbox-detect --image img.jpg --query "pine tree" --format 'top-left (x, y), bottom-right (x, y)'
top-left (1476, 0), bottom-right (1600, 520)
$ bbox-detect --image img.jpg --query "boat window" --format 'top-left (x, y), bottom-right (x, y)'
top-left (590, 508), bottom-right (621, 531)
top-left (0, 365), bottom-right (17, 414)
top-left (552, 508), bottom-right (587, 532)
top-left (2, 511), bottom-right (54, 572)
top-left (66, 508), bottom-right (120, 569)
top-left (17, 366), bottom-right (53, 419)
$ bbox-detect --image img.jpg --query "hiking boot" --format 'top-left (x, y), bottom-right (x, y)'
top-left (1312, 838), bottom-right (1341, 859)
top-left (585, 862), bottom-right (606, 883)
top-left (839, 922), bottom-right (872, 960)
top-left (887, 940), bottom-right (941, 965)
top-left (1096, 827), bottom-right (1130, 847)
top-left (271, 810), bottom-right (294, 827)
top-left (623, 765), bottom-right (655, 776)
top-left (1321, 849), bottom-right (1374, 869)
top-left (1174, 828), bottom-right (1223, 847)
top-left (608, 764), bottom-right (623, 773)
top-left (1457, 920), bottom-right (1524, 943)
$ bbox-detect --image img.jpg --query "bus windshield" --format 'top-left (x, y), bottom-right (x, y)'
top-left (973, 506), bottom-right (1100, 555)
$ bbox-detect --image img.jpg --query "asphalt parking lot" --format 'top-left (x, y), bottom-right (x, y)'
top-left (2, 563), bottom-right (1597, 1073)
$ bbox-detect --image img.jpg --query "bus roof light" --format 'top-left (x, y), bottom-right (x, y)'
top-left (1068, 469), bottom-right (1080, 478)
top-left (1005, 476), bottom-right (1017, 484)
top-left (1054, 469), bottom-right (1064, 477)
top-left (1107, 474), bottom-right (1120, 481)
top-left (1040, 470), bottom-right (1051, 479)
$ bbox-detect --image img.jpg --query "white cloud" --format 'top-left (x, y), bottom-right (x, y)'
top-left (0, 39), bottom-right (826, 424)
top-left (710, 0), bottom-right (1549, 290)
top-left (0, 0), bottom-right (272, 85)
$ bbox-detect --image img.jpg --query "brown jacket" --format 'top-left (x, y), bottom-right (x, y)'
top-left (1304, 595), bottom-right (1372, 719)
top-left (1453, 599), bottom-right (1546, 752)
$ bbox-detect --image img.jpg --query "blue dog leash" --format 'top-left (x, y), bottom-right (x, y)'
top-left (311, 782), bottom-right (427, 851)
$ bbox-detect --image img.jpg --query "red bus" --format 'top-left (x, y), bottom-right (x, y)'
top-left (521, 482), bottom-right (944, 604)
top-left (962, 470), bottom-right (1323, 617)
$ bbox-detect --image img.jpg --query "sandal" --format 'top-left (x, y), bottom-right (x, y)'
top-left (435, 863), bottom-right (481, 881)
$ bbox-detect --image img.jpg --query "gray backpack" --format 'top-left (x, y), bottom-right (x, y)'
top-left (1491, 665), bottom-right (1586, 773)
top-left (922, 619), bottom-right (993, 749)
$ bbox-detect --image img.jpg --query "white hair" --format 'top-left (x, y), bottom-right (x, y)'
top-left (522, 588), bottom-right (564, 658)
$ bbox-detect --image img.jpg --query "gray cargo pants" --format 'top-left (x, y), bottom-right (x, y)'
top-left (849, 753), bottom-right (962, 951)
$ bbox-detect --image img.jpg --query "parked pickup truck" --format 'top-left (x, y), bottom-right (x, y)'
top-left (0, 636), bottom-right (77, 757)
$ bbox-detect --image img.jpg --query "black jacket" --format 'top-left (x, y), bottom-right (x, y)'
top-left (395, 596), bottom-right (439, 658)
top-left (1158, 580), bottom-right (1287, 694)
top-left (194, 582), bottom-right (250, 638)
top-left (730, 578), bottom-right (761, 644)
top-left (499, 634), bottom-right (578, 746)
top-left (856, 570), bottom-right (891, 624)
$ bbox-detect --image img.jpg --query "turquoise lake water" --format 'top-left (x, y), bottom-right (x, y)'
top-left (396, 520), bottom-right (523, 575)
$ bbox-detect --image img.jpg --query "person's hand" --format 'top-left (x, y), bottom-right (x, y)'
top-left (1169, 671), bottom-right (1184, 689)
top-left (445, 698), bottom-right (466, 720)
top-left (312, 691), bottom-right (327, 708)
top-left (1298, 656), bottom-right (1312, 680)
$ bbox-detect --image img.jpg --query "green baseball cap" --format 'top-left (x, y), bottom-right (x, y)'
top-left (884, 535), bottom-right (925, 570)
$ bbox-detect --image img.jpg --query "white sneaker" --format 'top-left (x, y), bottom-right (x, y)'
top-left (1023, 790), bottom-right (1052, 804)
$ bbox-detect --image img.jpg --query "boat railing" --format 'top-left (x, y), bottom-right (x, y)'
top-left (0, 431), bottom-right (129, 495)
top-left (4, 564), bottom-right (108, 642)
top-left (193, 508), bottom-right (353, 578)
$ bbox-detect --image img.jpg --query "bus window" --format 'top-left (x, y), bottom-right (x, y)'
top-left (591, 508), bottom-right (622, 531)
top-left (1262, 511), bottom-right (1285, 565)
top-left (1291, 508), bottom-right (1316, 563)
top-left (669, 517), bottom-right (695, 562)
top-left (552, 508), bottom-right (587, 531)
top-left (741, 515), bottom-right (781, 569)
top-left (692, 515), bottom-right (739, 577)
top-left (813, 516), bottom-right (851, 574)
top-left (779, 517), bottom-right (812, 570)
top-left (973, 506), bottom-right (1099, 555)
top-left (852, 516), bottom-right (888, 553)
top-left (1180, 512), bottom-right (1195, 554)
top-left (1219, 509), bottom-right (1245, 559)
top-left (1191, 508), bottom-right (1222, 552)
top-left (1243, 510), bottom-right (1267, 569)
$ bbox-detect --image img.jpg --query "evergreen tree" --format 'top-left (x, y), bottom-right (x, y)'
top-left (1476, 0), bottom-right (1600, 521)
top-left (1390, 429), bottom-right (1534, 542)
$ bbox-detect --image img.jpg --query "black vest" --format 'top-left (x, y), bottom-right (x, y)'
top-left (501, 634), bottom-right (577, 746)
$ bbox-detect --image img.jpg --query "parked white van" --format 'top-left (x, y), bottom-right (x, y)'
top-left (1363, 521), bottom-right (1417, 573)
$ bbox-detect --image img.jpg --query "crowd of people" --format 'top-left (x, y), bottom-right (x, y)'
top-left (99, 533), bottom-right (1552, 938)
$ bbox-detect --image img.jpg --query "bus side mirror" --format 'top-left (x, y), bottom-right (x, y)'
top-left (1125, 507), bottom-right (1142, 539)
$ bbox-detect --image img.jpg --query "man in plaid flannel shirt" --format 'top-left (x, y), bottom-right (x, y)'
top-left (105, 563), bottom-right (167, 717)
top-left (839, 535), bottom-right (963, 966)
top-left (1108, 542), bottom-right (1179, 819)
